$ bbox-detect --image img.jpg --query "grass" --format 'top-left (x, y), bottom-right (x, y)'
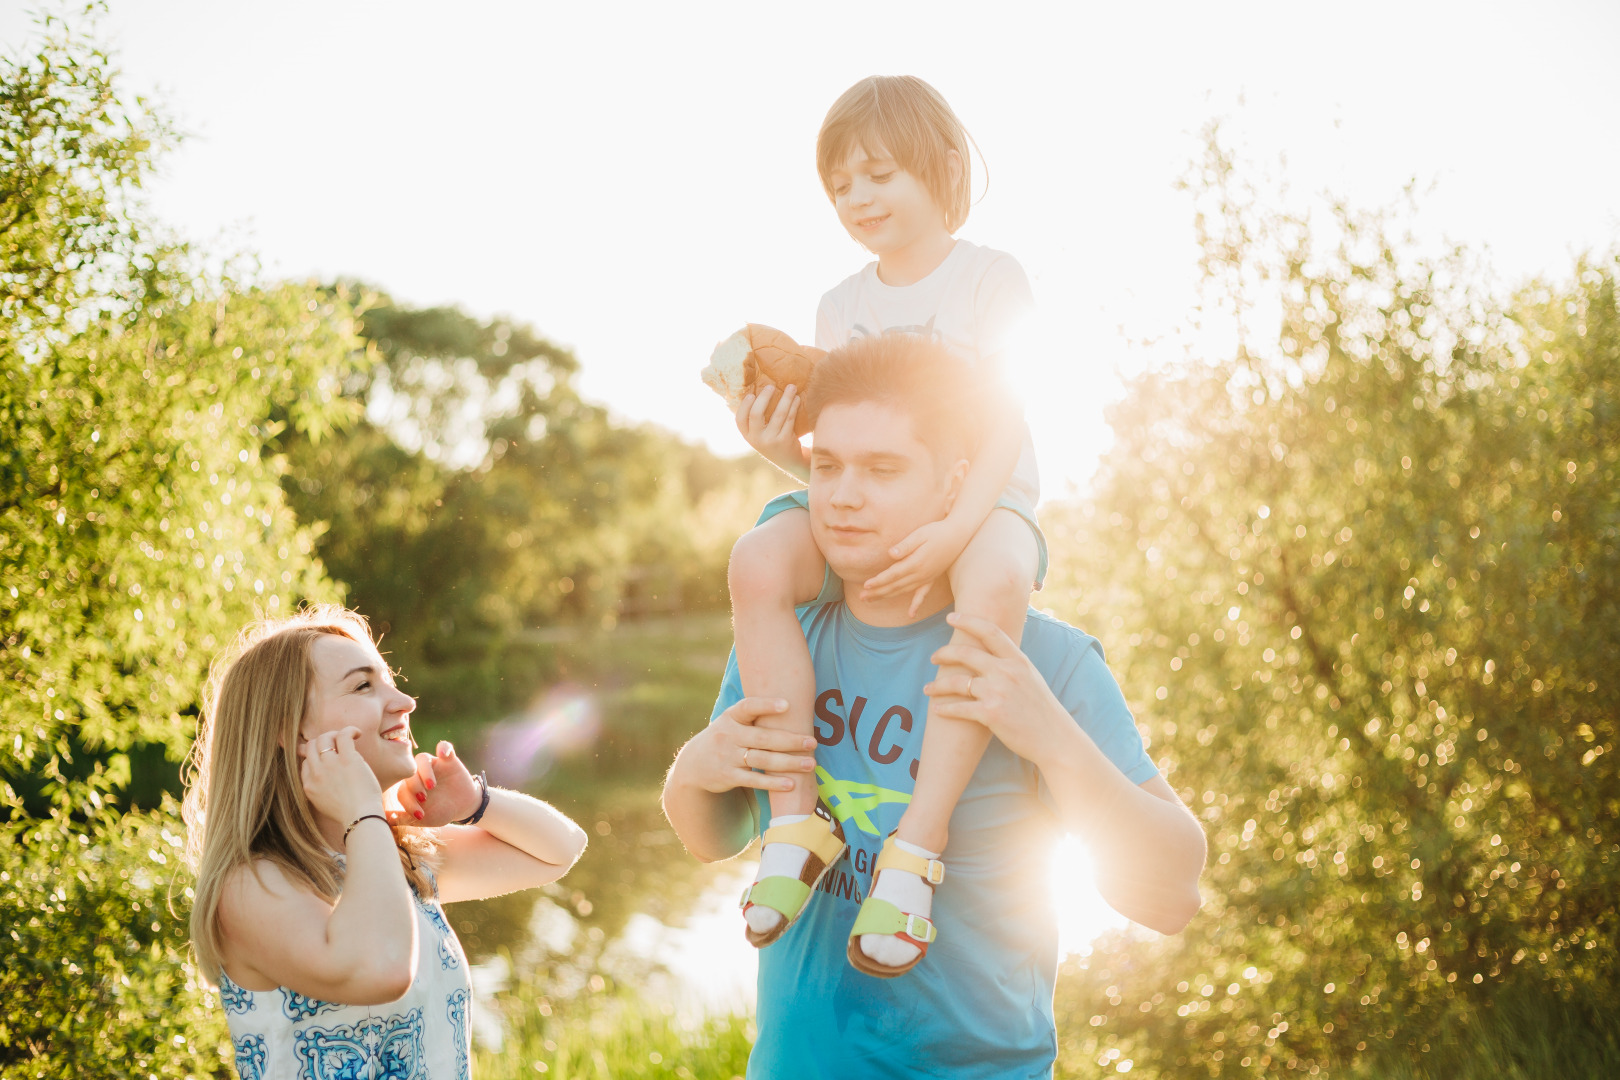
top-left (474, 980), bottom-right (753, 1080)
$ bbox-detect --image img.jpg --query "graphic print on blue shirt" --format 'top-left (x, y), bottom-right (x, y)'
top-left (712, 603), bottom-right (1158, 1080)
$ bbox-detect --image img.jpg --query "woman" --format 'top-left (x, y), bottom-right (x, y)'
top-left (183, 605), bottom-right (588, 1079)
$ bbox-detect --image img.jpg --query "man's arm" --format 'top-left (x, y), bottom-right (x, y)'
top-left (661, 696), bottom-right (817, 863)
top-left (926, 614), bottom-right (1206, 935)
top-left (1032, 727), bottom-right (1205, 933)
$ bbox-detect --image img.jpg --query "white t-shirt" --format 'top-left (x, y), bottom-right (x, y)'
top-left (815, 239), bottom-right (1040, 507)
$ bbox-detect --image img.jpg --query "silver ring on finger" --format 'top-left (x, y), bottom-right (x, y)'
top-left (319, 746), bottom-right (336, 754)
top-left (968, 677), bottom-right (980, 700)
top-left (742, 747), bottom-right (752, 770)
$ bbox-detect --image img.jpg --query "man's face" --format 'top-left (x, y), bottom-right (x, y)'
top-left (808, 400), bottom-right (963, 586)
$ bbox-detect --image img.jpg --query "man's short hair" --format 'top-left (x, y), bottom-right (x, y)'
top-left (804, 334), bottom-right (985, 463)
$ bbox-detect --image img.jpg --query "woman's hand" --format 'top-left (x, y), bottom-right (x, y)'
top-left (679, 696), bottom-right (817, 795)
top-left (387, 741), bottom-right (482, 827)
top-left (299, 727), bottom-right (385, 826)
top-left (735, 385), bottom-right (808, 478)
top-left (861, 518), bottom-right (972, 614)
top-left (924, 613), bottom-right (1072, 763)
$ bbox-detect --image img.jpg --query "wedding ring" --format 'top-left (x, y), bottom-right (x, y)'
top-left (968, 677), bottom-right (980, 700)
top-left (319, 746), bottom-right (335, 754)
top-left (742, 747), bottom-right (752, 769)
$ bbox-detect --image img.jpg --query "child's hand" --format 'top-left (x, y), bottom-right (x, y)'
top-left (862, 518), bottom-right (972, 615)
top-left (735, 384), bottom-right (807, 478)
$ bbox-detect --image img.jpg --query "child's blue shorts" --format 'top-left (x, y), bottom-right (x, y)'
top-left (754, 489), bottom-right (1049, 609)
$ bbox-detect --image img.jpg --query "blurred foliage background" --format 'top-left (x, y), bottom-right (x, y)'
top-left (2, 11), bottom-right (1616, 1080)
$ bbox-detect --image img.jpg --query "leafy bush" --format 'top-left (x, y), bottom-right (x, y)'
top-left (1, 15), bottom-right (350, 1075)
top-left (1042, 134), bottom-right (1619, 1076)
top-left (0, 808), bottom-right (231, 1079)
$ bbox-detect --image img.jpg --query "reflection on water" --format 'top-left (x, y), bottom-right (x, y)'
top-left (443, 796), bottom-right (760, 1048)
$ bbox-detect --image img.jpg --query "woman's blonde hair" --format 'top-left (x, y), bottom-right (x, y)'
top-left (816, 75), bottom-right (980, 233)
top-left (182, 604), bottom-right (438, 985)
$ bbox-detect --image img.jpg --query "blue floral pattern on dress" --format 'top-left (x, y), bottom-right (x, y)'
top-left (293, 1008), bottom-right (425, 1080)
top-left (415, 892), bottom-right (461, 971)
top-left (233, 1032), bottom-right (268, 1080)
top-left (281, 987), bottom-right (343, 1022)
top-left (446, 989), bottom-right (469, 1080)
top-left (219, 973), bottom-right (256, 1015)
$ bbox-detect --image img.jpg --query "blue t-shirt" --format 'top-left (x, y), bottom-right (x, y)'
top-left (708, 603), bottom-right (1158, 1080)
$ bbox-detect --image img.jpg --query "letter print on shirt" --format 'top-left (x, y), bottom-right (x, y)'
top-left (292, 1008), bottom-right (426, 1080)
top-left (233, 1032), bottom-right (267, 1080)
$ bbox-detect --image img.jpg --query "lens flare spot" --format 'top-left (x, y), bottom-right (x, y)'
top-left (481, 685), bottom-right (601, 788)
top-left (1051, 835), bottom-right (1128, 957)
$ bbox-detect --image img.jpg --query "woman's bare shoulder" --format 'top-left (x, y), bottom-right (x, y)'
top-left (219, 857), bottom-right (330, 928)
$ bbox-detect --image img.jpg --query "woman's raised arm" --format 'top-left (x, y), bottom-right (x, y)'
top-left (391, 741), bottom-right (589, 904)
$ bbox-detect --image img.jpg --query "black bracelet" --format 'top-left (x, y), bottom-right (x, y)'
top-left (343, 813), bottom-right (389, 844)
top-left (455, 771), bottom-right (490, 826)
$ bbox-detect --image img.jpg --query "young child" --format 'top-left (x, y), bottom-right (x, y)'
top-left (729, 75), bottom-right (1047, 977)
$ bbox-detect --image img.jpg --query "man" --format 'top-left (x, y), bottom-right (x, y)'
top-left (662, 334), bottom-right (1206, 1078)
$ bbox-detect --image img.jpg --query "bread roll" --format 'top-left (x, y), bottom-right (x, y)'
top-left (700, 324), bottom-right (826, 436)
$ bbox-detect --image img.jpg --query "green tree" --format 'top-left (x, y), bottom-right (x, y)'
top-left (1, 15), bottom-right (358, 1076)
top-left (281, 292), bottom-right (782, 726)
top-left (1045, 136), bottom-right (1619, 1077)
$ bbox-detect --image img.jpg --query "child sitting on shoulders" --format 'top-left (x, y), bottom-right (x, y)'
top-left (727, 75), bottom-right (1047, 978)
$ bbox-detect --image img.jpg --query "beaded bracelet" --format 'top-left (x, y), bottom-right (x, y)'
top-left (343, 813), bottom-right (389, 844)
top-left (454, 771), bottom-right (490, 826)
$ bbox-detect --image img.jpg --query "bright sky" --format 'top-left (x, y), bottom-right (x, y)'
top-left (5, 1), bottom-right (1617, 494)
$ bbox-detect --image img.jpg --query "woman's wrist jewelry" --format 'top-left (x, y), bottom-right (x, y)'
top-left (454, 771), bottom-right (490, 826)
top-left (343, 813), bottom-right (389, 844)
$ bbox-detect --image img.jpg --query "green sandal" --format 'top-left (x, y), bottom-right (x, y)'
top-left (846, 833), bottom-right (944, 978)
top-left (739, 805), bottom-right (848, 948)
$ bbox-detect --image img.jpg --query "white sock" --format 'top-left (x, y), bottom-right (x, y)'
top-left (859, 837), bottom-right (939, 968)
top-left (744, 814), bottom-right (812, 936)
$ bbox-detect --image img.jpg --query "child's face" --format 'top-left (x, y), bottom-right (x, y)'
top-left (828, 146), bottom-right (949, 257)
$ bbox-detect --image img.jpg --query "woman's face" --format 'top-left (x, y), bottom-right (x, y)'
top-left (299, 633), bottom-right (418, 788)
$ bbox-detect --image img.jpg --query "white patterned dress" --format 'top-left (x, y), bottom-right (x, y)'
top-left (219, 864), bottom-right (472, 1080)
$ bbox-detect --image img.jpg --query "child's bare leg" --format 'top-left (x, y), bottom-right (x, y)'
top-left (729, 507), bottom-right (827, 939)
top-left (860, 508), bottom-right (1038, 968)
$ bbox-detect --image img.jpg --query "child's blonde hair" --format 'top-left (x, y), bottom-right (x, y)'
top-left (816, 76), bottom-right (978, 233)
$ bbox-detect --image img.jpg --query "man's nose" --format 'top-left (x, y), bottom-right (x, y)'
top-left (829, 473), bottom-right (862, 508)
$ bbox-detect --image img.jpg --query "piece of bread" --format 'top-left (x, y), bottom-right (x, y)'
top-left (700, 324), bottom-right (826, 436)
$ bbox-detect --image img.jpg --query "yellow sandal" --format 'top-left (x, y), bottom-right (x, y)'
top-left (845, 833), bottom-right (944, 978)
top-left (739, 805), bottom-right (848, 948)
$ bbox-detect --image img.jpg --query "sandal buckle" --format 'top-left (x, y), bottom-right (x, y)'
top-left (924, 859), bottom-right (945, 885)
top-left (739, 884), bottom-right (754, 909)
top-left (903, 913), bottom-right (936, 943)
